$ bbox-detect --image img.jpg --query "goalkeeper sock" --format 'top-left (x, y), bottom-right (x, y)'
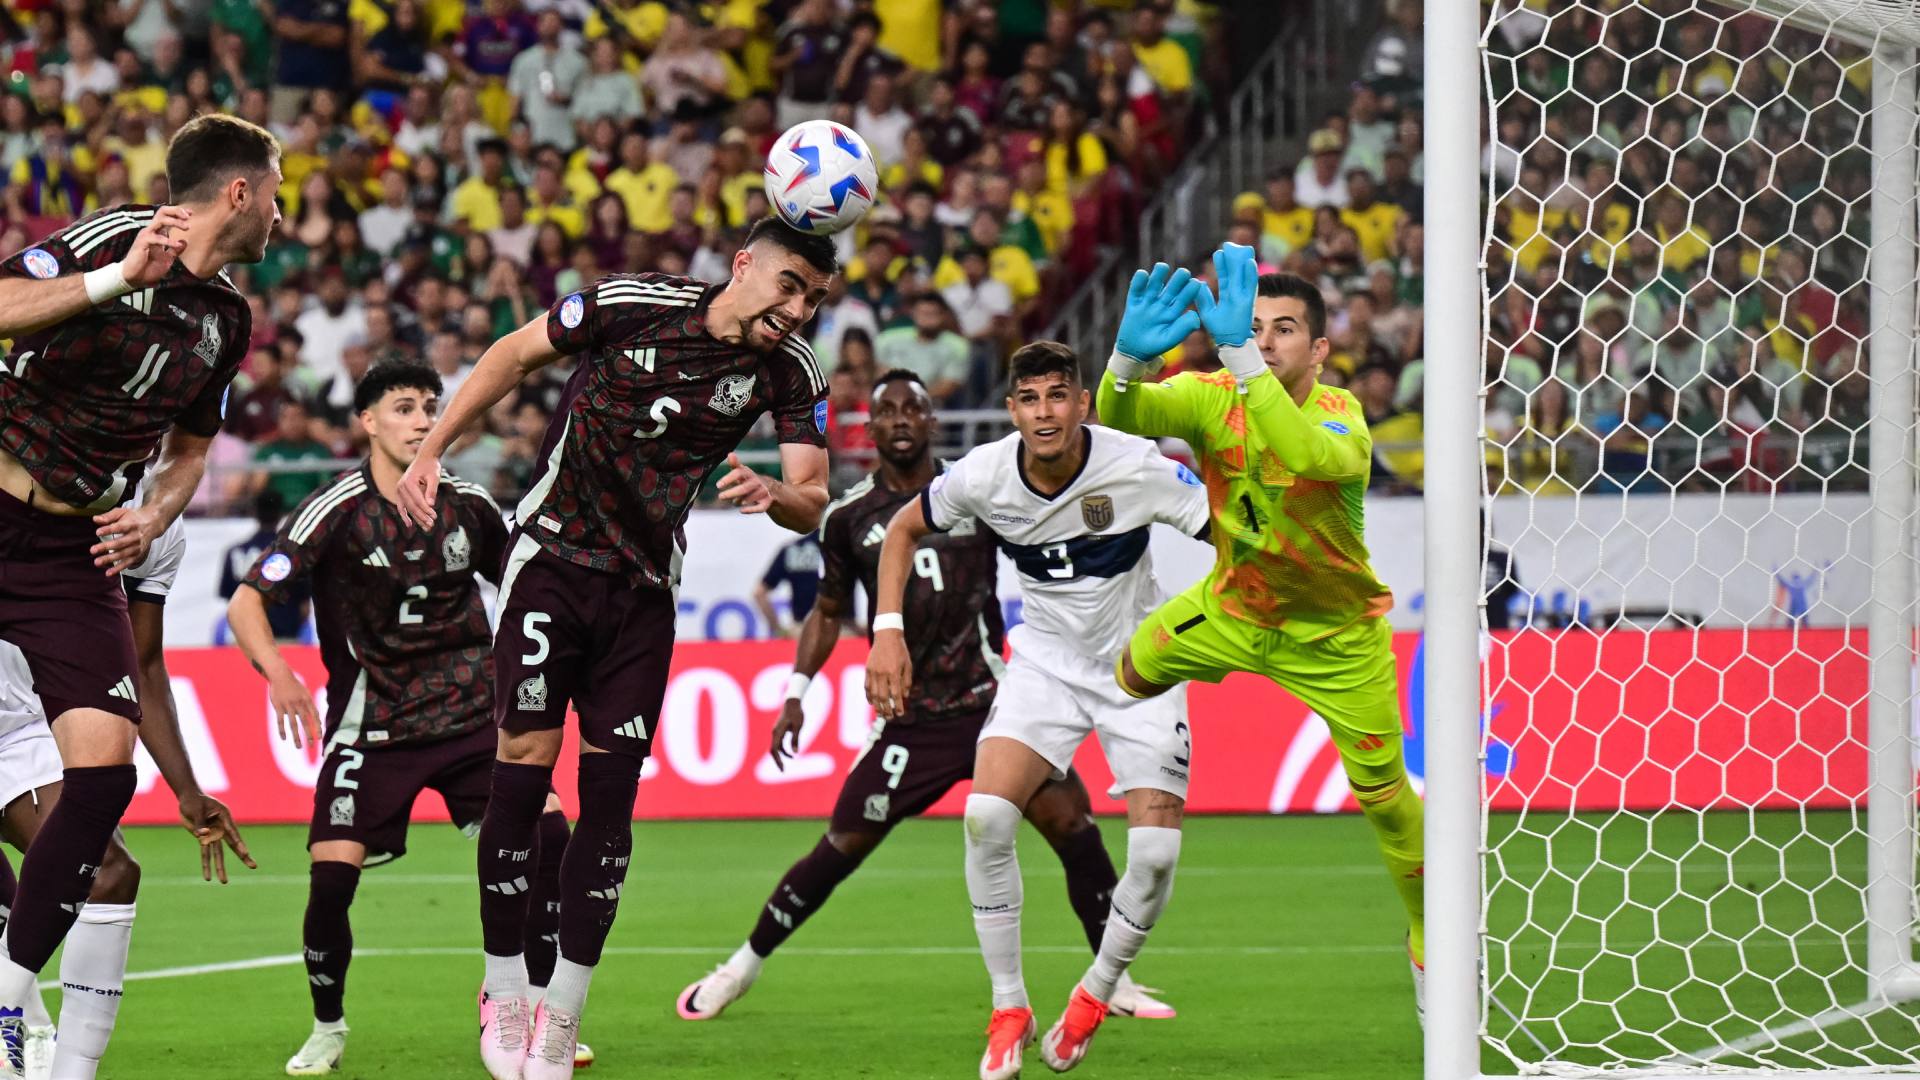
top-left (1353, 772), bottom-right (1426, 966)
top-left (963, 794), bottom-right (1027, 1009)
top-left (51, 901), bottom-right (135, 1079)
top-left (1082, 827), bottom-right (1181, 1002)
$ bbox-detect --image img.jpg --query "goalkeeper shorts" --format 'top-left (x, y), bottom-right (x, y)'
top-left (1126, 581), bottom-right (1404, 783)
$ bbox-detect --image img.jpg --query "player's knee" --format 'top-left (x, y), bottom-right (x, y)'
top-left (1125, 826), bottom-right (1183, 885)
top-left (1349, 769), bottom-right (1408, 807)
top-left (963, 793), bottom-right (1020, 853)
top-left (91, 843), bottom-right (139, 904)
top-left (1026, 790), bottom-right (1094, 849)
top-left (575, 753), bottom-right (641, 825)
top-left (824, 830), bottom-right (881, 863)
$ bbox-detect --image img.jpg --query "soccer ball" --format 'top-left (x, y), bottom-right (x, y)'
top-left (763, 120), bottom-right (878, 236)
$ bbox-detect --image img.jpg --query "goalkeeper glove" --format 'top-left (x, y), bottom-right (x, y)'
top-left (1109, 262), bottom-right (1201, 389)
top-left (1192, 243), bottom-right (1266, 385)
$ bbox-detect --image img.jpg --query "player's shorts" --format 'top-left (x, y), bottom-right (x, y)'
top-left (0, 488), bottom-right (140, 724)
top-left (1127, 581), bottom-right (1404, 786)
top-left (981, 629), bottom-right (1191, 800)
top-left (0, 722), bottom-right (64, 812)
top-left (308, 725), bottom-right (496, 866)
top-left (829, 708), bottom-right (989, 834)
top-left (492, 534), bottom-right (675, 762)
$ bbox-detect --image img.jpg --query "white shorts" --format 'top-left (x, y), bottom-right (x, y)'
top-left (980, 629), bottom-right (1191, 800)
top-left (0, 721), bottom-right (62, 812)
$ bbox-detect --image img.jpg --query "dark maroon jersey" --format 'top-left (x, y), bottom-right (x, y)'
top-left (529, 273), bottom-right (828, 589)
top-left (0, 205), bottom-right (251, 510)
top-left (819, 466), bottom-right (1003, 720)
top-left (243, 464), bottom-right (509, 748)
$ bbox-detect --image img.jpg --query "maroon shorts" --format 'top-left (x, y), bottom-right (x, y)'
top-left (308, 725), bottom-right (496, 865)
top-left (492, 535), bottom-right (675, 762)
top-left (829, 709), bottom-right (989, 834)
top-left (0, 488), bottom-right (139, 723)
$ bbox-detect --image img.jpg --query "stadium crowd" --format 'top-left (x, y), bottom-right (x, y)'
top-left (0, 0), bottom-right (1219, 511)
top-left (1211, 0), bottom-right (1872, 496)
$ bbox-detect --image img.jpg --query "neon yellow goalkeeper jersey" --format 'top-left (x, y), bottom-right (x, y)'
top-left (1097, 368), bottom-right (1393, 642)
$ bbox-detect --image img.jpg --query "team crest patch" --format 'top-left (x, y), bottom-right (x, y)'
top-left (20, 249), bottom-right (57, 279)
top-left (193, 313), bottom-right (222, 365)
top-left (559, 293), bottom-right (584, 328)
top-left (1321, 420), bottom-right (1351, 435)
top-left (863, 794), bottom-right (890, 823)
top-left (517, 674), bottom-right (548, 712)
top-left (813, 399), bottom-right (829, 434)
top-left (442, 525), bottom-right (470, 572)
top-left (329, 795), bottom-right (355, 827)
top-left (708, 373), bottom-right (756, 416)
top-left (261, 553), bottom-right (292, 582)
top-left (1081, 494), bottom-right (1114, 532)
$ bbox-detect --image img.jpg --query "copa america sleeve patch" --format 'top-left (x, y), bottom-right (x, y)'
top-left (260, 553), bottom-right (292, 582)
top-left (21, 249), bottom-right (58, 279)
top-left (1321, 420), bottom-right (1351, 435)
top-left (559, 293), bottom-right (585, 329)
top-left (1172, 462), bottom-right (1202, 486)
top-left (813, 400), bottom-right (829, 434)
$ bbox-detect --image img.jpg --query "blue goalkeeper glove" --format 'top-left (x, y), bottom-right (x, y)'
top-left (1193, 242), bottom-right (1258, 348)
top-left (1113, 262), bottom-right (1202, 363)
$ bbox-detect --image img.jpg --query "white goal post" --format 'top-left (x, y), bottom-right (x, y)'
top-left (1424, 0), bottom-right (1920, 1077)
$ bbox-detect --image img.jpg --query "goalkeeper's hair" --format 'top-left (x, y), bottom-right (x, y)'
top-left (1006, 341), bottom-right (1081, 393)
top-left (1257, 272), bottom-right (1328, 340)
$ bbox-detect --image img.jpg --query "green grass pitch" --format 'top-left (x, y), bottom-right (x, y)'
top-left (78, 811), bottom-right (1914, 1077)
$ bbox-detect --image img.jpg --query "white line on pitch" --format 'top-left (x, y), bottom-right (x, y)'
top-left (1664, 996), bottom-right (1904, 1067)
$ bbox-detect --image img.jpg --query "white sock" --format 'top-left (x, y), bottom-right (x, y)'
top-left (727, 942), bottom-right (763, 979)
top-left (482, 953), bottom-right (528, 1001)
top-left (544, 958), bottom-right (593, 1015)
top-left (312, 1017), bottom-right (347, 1035)
top-left (49, 902), bottom-right (135, 1080)
top-left (1082, 827), bottom-right (1181, 1002)
top-left (0, 930), bottom-right (39, 1014)
top-left (963, 794), bottom-right (1027, 1009)
top-left (23, 980), bottom-right (49, 1029)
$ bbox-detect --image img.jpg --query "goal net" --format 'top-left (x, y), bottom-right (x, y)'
top-left (1441, 0), bottom-right (1920, 1075)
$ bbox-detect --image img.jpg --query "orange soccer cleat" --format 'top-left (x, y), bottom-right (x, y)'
top-left (1039, 985), bottom-right (1111, 1072)
top-left (979, 1005), bottom-right (1036, 1080)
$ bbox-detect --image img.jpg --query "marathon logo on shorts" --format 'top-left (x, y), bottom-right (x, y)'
top-left (517, 674), bottom-right (548, 712)
top-left (1081, 494), bottom-right (1114, 532)
top-left (329, 795), bottom-right (354, 827)
top-left (863, 794), bottom-right (890, 823)
top-left (442, 526), bottom-right (471, 572)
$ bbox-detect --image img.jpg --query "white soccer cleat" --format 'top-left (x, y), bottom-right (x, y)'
top-left (479, 991), bottom-right (532, 1080)
top-left (523, 1002), bottom-right (581, 1080)
top-left (283, 1026), bottom-right (347, 1076)
top-left (1107, 972), bottom-right (1176, 1020)
top-left (675, 963), bottom-right (756, 1021)
top-left (22, 1025), bottom-right (53, 1080)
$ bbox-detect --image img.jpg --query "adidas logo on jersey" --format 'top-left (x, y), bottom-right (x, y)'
top-left (623, 346), bottom-right (657, 373)
top-left (613, 717), bottom-right (647, 740)
top-left (517, 675), bottom-right (548, 712)
top-left (106, 676), bottom-right (137, 703)
top-left (404, 550), bottom-right (424, 562)
top-left (118, 289), bottom-right (154, 315)
top-left (862, 523), bottom-right (887, 547)
top-left (362, 549), bottom-right (391, 568)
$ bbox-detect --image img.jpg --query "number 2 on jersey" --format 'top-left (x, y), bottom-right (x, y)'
top-left (397, 585), bottom-right (427, 625)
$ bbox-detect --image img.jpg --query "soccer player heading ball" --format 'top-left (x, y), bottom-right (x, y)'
top-left (395, 216), bottom-right (838, 1080)
top-left (1100, 244), bottom-right (1425, 1019)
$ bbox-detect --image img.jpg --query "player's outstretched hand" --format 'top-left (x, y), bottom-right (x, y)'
top-left (395, 453), bottom-right (441, 527)
top-left (717, 453), bottom-right (774, 515)
top-left (1192, 242), bottom-right (1259, 347)
top-left (91, 501), bottom-right (164, 577)
top-left (865, 630), bottom-right (912, 721)
top-left (179, 792), bottom-right (256, 884)
top-left (768, 698), bottom-right (805, 771)
top-left (119, 205), bottom-right (190, 288)
top-left (1114, 262), bottom-right (1203, 361)
top-left (270, 670), bottom-right (322, 749)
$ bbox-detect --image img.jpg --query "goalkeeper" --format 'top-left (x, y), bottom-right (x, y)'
top-left (1096, 245), bottom-right (1426, 1018)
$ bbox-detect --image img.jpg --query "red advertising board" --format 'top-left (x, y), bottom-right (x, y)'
top-left (124, 630), bottom-right (1873, 826)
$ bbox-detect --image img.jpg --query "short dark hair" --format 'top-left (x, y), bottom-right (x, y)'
top-left (1006, 341), bottom-right (1080, 393)
top-left (353, 360), bottom-right (443, 413)
top-left (1256, 272), bottom-right (1327, 339)
top-left (253, 487), bottom-right (287, 527)
top-left (874, 368), bottom-right (925, 393)
top-left (165, 114), bottom-right (280, 203)
top-left (744, 216), bottom-right (838, 276)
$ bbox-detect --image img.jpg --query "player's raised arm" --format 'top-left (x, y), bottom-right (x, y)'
top-left (864, 496), bottom-right (935, 721)
top-left (0, 206), bottom-right (190, 339)
top-left (1195, 243), bottom-right (1371, 483)
top-left (397, 314), bottom-right (560, 527)
top-left (1096, 262), bottom-right (1204, 442)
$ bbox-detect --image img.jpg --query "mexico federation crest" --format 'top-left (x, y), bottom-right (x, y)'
top-left (517, 674), bottom-right (548, 712)
top-left (329, 795), bottom-right (355, 827)
top-left (863, 793), bottom-right (890, 823)
top-left (193, 313), bottom-right (222, 365)
top-left (1081, 494), bottom-right (1114, 532)
top-left (708, 373), bottom-right (756, 417)
top-left (442, 525), bottom-right (470, 572)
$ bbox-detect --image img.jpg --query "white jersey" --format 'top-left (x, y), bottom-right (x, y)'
top-left (922, 424), bottom-right (1209, 661)
top-left (0, 513), bottom-right (186, 736)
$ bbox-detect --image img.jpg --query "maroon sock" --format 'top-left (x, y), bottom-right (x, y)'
top-left (556, 755), bottom-right (638, 967)
top-left (523, 810), bottom-right (569, 989)
top-left (477, 761), bottom-right (553, 959)
top-left (303, 861), bottom-right (360, 1023)
top-left (1053, 824), bottom-right (1120, 954)
top-left (747, 836), bottom-right (862, 958)
top-left (7, 765), bottom-right (134, 973)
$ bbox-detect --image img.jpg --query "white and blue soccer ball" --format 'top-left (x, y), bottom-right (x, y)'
top-left (763, 120), bottom-right (878, 236)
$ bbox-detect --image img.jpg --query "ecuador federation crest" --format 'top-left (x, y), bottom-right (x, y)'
top-left (708, 373), bottom-right (756, 417)
top-left (1081, 494), bottom-right (1114, 532)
